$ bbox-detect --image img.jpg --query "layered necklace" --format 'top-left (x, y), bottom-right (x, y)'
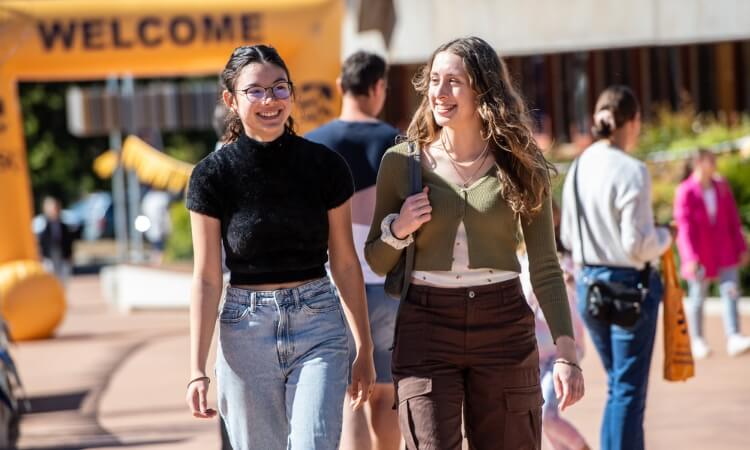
top-left (440, 131), bottom-right (490, 189)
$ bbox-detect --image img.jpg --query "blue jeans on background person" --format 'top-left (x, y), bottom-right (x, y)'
top-left (576, 266), bottom-right (663, 450)
top-left (685, 266), bottom-right (741, 338)
top-left (215, 278), bottom-right (349, 450)
top-left (346, 283), bottom-right (398, 383)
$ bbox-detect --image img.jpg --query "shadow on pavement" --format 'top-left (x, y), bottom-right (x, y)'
top-left (26, 391), bottom-right (88, 414)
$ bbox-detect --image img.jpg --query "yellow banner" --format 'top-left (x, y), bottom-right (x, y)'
top-left (94, 136), bottom-right (195, 193)
top-left (0, 0), bottom-right (342, 264)
top-left (3, 1), bottom-right (336, 81)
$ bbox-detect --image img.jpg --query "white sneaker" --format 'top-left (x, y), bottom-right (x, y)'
top-left (691, 338), bottom-right (711, 359)
top-left (727, 335), bottom-right (750, 357)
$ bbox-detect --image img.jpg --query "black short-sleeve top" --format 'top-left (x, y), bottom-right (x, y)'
top-left (186, 131), bottom-right (354, 284)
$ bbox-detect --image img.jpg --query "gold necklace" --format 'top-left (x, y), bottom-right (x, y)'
top-left (440, 133), bottom-right (490, 188)
top-left (441, 131), bottom-right (489, 166)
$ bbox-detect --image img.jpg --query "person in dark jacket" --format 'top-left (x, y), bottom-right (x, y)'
top-left (36, 196), bottom-right (76, 287)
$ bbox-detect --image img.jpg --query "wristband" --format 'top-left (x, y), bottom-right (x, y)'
top-left (554, 359), bottom-right (582, 372)
top-left (380, 213), bottom-right (413, 249)
top-left (187, 376), bottom-right (210, 389)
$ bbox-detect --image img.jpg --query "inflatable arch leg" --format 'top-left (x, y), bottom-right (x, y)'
top-left (0, 260), bottom-right (66, 341)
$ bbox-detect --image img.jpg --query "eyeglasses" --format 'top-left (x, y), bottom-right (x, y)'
top-left (235, 81), bottom-right (293, 102)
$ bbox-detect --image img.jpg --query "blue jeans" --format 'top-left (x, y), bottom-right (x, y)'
top-left (686, 266), bottom-right (741, 338)
top-left (216, 278), bottom-right (349, 450)
top-left (576, 266), bottom-right (663, 450)
top-left (346, 284), bottom-right (398, 383)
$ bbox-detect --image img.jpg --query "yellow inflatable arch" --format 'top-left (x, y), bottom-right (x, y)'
top-left (0, 0), bottom-right (342, 340)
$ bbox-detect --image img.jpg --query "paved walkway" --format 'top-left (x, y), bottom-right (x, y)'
top-left (16, 275), bottom-right (219, 450)
top-left (13, 275), bottom-right (750, 449)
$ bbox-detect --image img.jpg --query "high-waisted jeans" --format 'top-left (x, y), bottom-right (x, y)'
top-left (577, 266), bottom-right (663, 450)
top-left (215, 277), bottom-right (349, 450)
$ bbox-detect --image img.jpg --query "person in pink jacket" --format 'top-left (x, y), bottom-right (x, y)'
top-left (673, 149), bottom-right (750, 358)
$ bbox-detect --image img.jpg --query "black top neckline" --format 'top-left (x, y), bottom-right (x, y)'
top-left (236, 130), bottom-right (292, 152)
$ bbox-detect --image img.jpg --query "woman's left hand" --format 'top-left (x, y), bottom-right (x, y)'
top-left (553, 360), bottom-right (585, 411)
top-left (349, 350), bottom-right (376, 411)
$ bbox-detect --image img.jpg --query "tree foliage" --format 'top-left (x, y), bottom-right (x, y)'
top-left (20, 82), bottom-right (218, 211)
top-left (21, 83), bottom-right (110, 211)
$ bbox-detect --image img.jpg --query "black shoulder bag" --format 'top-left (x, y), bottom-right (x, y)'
top-left (383, 142), bottom-right (421, 301)
top-left (573, 158), bottom-right (650, 328)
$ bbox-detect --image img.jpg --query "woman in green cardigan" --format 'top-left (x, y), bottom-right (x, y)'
top-left (365, 36), bottom-right (584, 450)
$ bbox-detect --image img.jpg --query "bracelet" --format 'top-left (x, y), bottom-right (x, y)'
top-left (380, 213), bottom-right (413, 249)
top-left (187, 376), bottom-right (210, 389)
top-left (389, 219), bottom-right (408, 241)
top-left (554, 359), bottom-right (582, 372)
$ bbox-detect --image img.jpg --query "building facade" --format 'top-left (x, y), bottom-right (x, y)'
top-left (345, 0), bottom-right (750, 140)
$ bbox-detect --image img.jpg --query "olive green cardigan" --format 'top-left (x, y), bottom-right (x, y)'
top-left (364, 142), bottom-right (574, 341)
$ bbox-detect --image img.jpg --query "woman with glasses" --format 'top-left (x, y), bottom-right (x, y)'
top-left (184, 45), bottom-right (375, 450)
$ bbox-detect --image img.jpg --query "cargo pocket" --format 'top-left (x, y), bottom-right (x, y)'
top-left (503, 385), bottom-right (543, 450)
top-left (397, 377), bottom-right (432, 450)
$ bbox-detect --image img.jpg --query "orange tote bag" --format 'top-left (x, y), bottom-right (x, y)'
top-left (661, 247), bottom-right (695, 382)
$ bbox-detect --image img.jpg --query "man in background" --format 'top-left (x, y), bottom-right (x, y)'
top-left (306, 51), bottom-right (401, 450)
top-left (36, 196), bottom-right (76, 287)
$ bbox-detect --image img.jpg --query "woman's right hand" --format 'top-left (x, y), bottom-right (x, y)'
top-left (186, 376), bottom-right (217, 419)
top-left (391, 186), bottom-right (432, 239)
top-left (349, 349), bottom-right (376, 411)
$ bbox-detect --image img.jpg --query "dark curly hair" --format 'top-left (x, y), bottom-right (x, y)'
top-left (219, 45), bottom-right (296, 142)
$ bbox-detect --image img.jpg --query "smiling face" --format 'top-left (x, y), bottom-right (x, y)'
top-left (428, 51), bottom-right (480, 130)
top-left (223, 62), bottom-right (292, 142)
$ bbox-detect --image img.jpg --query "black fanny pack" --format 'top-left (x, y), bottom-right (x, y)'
top-left (584, 266), bottom-right (650, 328)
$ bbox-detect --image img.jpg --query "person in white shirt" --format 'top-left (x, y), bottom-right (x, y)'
top-left (560, 85), bottom-right (671, 450)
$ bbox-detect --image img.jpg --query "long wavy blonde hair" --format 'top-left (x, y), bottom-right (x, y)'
top-left (406, 36), bottom-right (555, 218)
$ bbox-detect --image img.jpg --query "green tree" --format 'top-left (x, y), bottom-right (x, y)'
top-left (21, 83), bottom-right (110, 210)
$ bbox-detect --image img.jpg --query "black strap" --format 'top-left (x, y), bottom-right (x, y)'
top-left (400, 142), bottom-right (421, 301)
top-left (572, 159), bottom-right (590, 267)
top-left (390, 143), bottom-right (422, 361)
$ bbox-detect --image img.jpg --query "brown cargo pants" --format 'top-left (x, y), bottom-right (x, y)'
top-left (391, 278), bottom-right (543, 450)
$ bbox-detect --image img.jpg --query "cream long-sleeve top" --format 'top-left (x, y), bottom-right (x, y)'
top-left (560, 140), bottom-right (671, 270)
